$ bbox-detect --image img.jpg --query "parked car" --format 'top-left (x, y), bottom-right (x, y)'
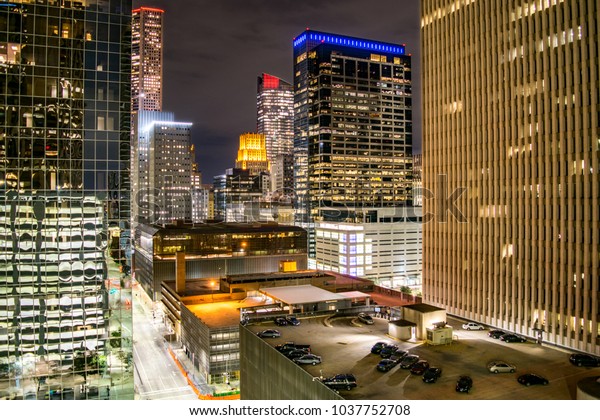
top-left (379, 344), bottom-right (399, 359)
top-left (410, 360), bottom-right (430, 375)
top-left (274, 317), bottom-right (288, 326)
top-left (488, 329), bottom-right (505, 339)
top-left (376, 359), bottom-right (398, 372)
top-left (321, 374), bottom-right (357, 391)
top-left (389, 349), bottom-right (409, 363)
top-left (487, 361), bottom-right (516, 374)
top-left (518, 373), bottom-right (548, 386)
top-left (284, 349), bottom-right (310, 359)
top-left (500, 333), bottom-right (526, 343)
top-left (569, 353), bottom-right (600, 367)
top-left (400, 354), bottom-right (420, 369)
top-left (293, 354), bottom-right (322, 365)
top-left (285, 316), bottom-right (300, 326)
top-left (462, 322), bottom-right (484, 331)
top-left (256, 329), bottom-right (281, 338)
top-left (370, 342), bottom-right (388, 354)
top-left (422, 367), bottom-right (442, 383)
top-left (275, 342), bottom-right (311, 353)
top-left (357, 312), bottom-right (375, 325)
top-left (456, 375), bottom-right (473, 393)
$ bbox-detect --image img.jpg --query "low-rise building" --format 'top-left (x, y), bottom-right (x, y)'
top-left (134, 221), bottom-right (308, 300)
top-left (315, 207), bottom-right (422, 289)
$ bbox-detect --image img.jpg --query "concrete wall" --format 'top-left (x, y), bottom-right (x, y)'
top-left (389, 323), bottom-right (412, 340)
top-left (240, 325), bottom-right (343, 400)
top-left (181, 305), bottom-right (211, 381)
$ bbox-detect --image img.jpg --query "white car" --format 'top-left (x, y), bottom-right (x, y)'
top-left (357, 313), bottom-right (375, 325)
top-left (487, 361), bottom-right (516, 374)
top-left (462, 322), bottom-right (485, 330)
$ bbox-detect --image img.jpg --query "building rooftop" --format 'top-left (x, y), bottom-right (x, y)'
top-left (337, 291), bottom-right (371, 299)
top-left (226, 270), bottom-right (332, 284)
top-left (186, 297), bottom-right (265, 329)
top-left (137, 221), bottom-right (306, 236)
top-left (389, 319), bottom-right (417, 327)
top-left (403, 303), bottom-right (445, 313)
top-left (260, 285), bottom-right (349, 305)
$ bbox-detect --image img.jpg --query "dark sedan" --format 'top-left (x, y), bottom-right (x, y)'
top-left (410, 360), bottom-right (430, 375)
top-left (518, 373), bottom-right (548, 386)
top-left (400, 355), bottom-right (420, 369)
top-left (389, 349), bottom-right (409, 363)
top-left (379, 344), bottom-right (399, 359)
top-left (274, 317), bottom-right (288, 326)
top-left (422, 367), bottom-right (442, 383)
top-left (286, 316), bottom-right (300, 326)
top-left (569, 353), bottom-right (600, 367)
top-left (488, 330), bottom-right (505, 339)
top-left (376, 359), bottom-right (398, 372)
top-left (456, 375), bottom-right (473, 393)
top-left (370, 342), bottom-right (388, 354)
top-left (500, 333), bottom-right (526, 343)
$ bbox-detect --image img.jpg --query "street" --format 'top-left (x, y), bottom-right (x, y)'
top-left (133, 293), bottom-right (198, 400)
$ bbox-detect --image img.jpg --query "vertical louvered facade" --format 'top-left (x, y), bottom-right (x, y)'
top-left (422, 0), bottom-right (599, 354)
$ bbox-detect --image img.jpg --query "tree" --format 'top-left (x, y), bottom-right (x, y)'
top-left (109, 329), bottom-right (122, 349)
top-left (399, 286), bottom-right (413, 295)
top-left (73, 351), bottom-right (106, 379)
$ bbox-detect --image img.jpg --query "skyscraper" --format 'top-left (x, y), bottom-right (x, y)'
top-left (132, 6), bottom-right (164, 112)
top-left (235, 133), bottom-right (270, 176)
top-left (256, 73), bottom-right (293, 164)
top-left (422, 0), bottom-right (599, 354)
top-left (0, 0), bottom-right (133, 399)
top-left (134, 111), bottom-right (192, 225)
top-left (293, 30), bottom-right (413, 255)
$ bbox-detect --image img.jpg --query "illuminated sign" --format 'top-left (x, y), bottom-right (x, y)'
top-left (293, 30), bottom-right (405, 55)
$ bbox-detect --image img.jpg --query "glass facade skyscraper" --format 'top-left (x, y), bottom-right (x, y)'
top-left (131, 6), bottom-right (163, 112)
top-left (256, 73), bottom-right (293, 164)
top-left (293, 30), bottom-right (413, 256)
top-left (0, 0), bottom-right (133, 400)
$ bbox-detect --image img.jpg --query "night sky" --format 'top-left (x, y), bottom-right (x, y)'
top-left (132, 0), bottom-right (421, 181)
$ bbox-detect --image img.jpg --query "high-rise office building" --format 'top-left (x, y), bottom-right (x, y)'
top-left (256, 73), bottom-right (294, 163)
top-left (421, 0), bottom-right (599, 354)
top-left (293, 30), bottom-right (413, 256)
top-left (134, 111), bottom-right (192, 225)
top-left (412, 154), bottom-right (422, 207)
top-left (235, 133), bottom-right (270, 177)
top-left (132, 6), bottom-right (163, 112)
top-left (213, 168), bottom-right (267, 223)
top-left (131, 6), bottom-right (163, 229)
top-left (0, 0), bottom-right (133, 399)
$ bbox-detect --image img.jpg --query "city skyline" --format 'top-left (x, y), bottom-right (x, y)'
top-left (0, 0), bottom-right (597, 405)
top-left (131, 0), bottom-right (420, 181)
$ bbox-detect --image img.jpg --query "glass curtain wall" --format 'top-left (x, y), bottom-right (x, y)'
top-left (0, 0), bottom-right (132, 400)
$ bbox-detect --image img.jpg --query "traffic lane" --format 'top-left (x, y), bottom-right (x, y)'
top-left (133, 297), bottom-right (197, 399)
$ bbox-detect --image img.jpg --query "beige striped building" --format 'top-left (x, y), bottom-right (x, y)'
top-left (421, 0), bottom-right (599, 354)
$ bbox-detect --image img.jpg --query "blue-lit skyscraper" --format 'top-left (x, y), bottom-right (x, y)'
top-left (292, 30), bottom-right (413, 256)
top-left (0, 0), bottom-right (133, 399)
